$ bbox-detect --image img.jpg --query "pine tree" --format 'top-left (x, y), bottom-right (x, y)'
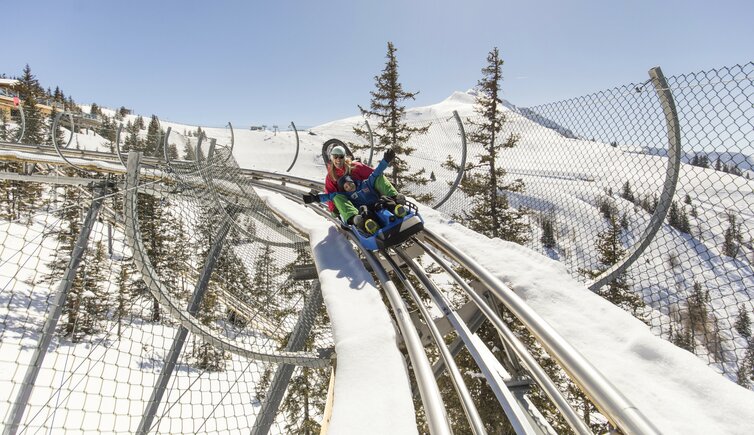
top-left (668, 200), bottom-right (690, 233)
top-left (352, 42), bottom-right (431, 199)
top-left (621, 181), bottom-right (634, 202)
top-left (114, 259), bottom-right (134, 338)
top-left (145, 115), bottom-right (162, 156)
top-left (723, 213), bottom-right (742, 258)
top-left (76, 241), bottom-right (109, 338)
top-left (0, 111), bottom-right (8, 141)
top-left (735, 305), bottom-right (752, 339)
top-left (135, 192), bottom-right (166, 321)
top-left (16, 65), bottom-right (45, 144)
top-left (585, 216), bottom-right (646, 318)
top-left (89, 102), bottom-right (100, 117)
top-left (250, 245), bottom-right (280, 308)
top-left (183, 139), bottom-right (196, 160)
top-left (540, 216), bottom-right (556, 249)
top-left (620, 212), bottom-right (630, 231)
top-left (134, 115), bottom-right (145, 130)
top-left (443, 47), bottom-right (529, 243)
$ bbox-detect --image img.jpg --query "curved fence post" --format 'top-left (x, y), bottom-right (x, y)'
top-left (12, 104), bottom-right (26, 144)
top-left (162, 126), bottom-right (172, 164)
top-left (52, 112), bottom-right (88, 171)
top-left (588, 66), bottom-right (682, 291)
top-left (224, 122), bottom-right (235, 162)
top-left (364, 119), bottom-right (375, 166)
top-left (286, 121), bottom-right (299, 172)
top-left (432, 110), bottom-right (467, 209)
top-left (114, 123), bottom-right (127, 169)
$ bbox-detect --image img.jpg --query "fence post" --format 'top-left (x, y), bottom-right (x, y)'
top-left (364, 119), bottom-right (375, 166)
top-left (4, 186), bottom-right (105, 435)
top-left (433, 110), bottom-right (468, 209)
top-left (286, 121), bottom-right (300, 172)
top-left (589, 66), bottom-right (682, 291)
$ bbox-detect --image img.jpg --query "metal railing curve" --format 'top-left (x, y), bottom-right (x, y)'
top-left (589, 66), bottom-right (682, 291)
top-left (421, 227), bottom-right (660, 435)
top-left (123, 151), bottom-right (330, 368)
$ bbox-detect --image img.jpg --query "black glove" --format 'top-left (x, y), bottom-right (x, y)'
top-left (392, 193), bottom-right (406, 205)
top-left (383, 149), bottom-right (396, 163)
top-left (302, 193), bottom-right (319, 204)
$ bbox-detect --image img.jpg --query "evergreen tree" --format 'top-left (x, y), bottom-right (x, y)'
top-left (114, 259), bottom-right (134, 338)
top-left (250, 245), bottom-right (280, 307)
top-left (735, 305), bottom-right (752, 339)
top-left (620, 212), bottom-right (630, 231)
top-left (668, 200), bottom-right (690, 233)
top-left (0, 111), bottom-right (8, 141)
top-left (736, 358), bottom-right (752, 388)
top-left (135, 192), bottom-right (167, 321)
top-left (89, 102), bottom-right (100, 117)
top-left (75, 241), bottom-right (109, 338)
top-left (352, 42), bottom-right (431, 199)
top-left (16, 64), bottom-right (45, 144)
top-left (540, 216), bottom-right (556, 249)
top-left (183, 139), bottom-right (196, 160)
top-left (53, 86), bottom-right (64, 103)
top-left (134, 115), bottom-right (145, 130)
top-left (123, 120), bottom-right (145, 152)
top-left (145, 115), bottom-right (162, 156)
top-left (670, 322), bottom-right (694, 352)
top-left (585, 216), bottom-right (646, 318)
top-left (723, 213), bottom-right (742, 258)
top-left (621, 181), bottom-right (634, 202)
top-left (443, 47), bottom-right (529, 243)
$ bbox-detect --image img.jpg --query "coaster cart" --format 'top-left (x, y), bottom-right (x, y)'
top-left (342, 197), bottom-right (424, 251)
top-left (322, 138), bottom-right (424, 250)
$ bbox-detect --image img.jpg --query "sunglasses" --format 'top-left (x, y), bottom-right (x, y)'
top-left (331, 155), bottom-right (345, 160)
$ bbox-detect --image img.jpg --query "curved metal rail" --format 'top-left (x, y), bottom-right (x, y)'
top-left (432, 110), bottom-right (468, 209)
top-left (52, 112), bottom-right (90, 172)
top-left (421, 227), bottom-right (660, 434)
top-left (589, 66), bottom-right (682, 291)
top-left (345, 233), bottom-right (452, 435)
top-left (190, 137), bottom-right (303, 247)
top-left (10, 104), bottom-right (26, 144)
top-left (410, 239), bottom-right (592, 435)
top-left (382, 252), bottom-right (486, 435)
top-left (286, 121), bottom-right (299, 172)
top-left (123, 151), bottom-right (330, 368)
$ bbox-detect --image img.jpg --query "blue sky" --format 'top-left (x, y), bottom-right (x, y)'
top-left (5, 0), bottom-right (753, 128)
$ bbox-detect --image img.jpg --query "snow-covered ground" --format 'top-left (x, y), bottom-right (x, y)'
top-left (2, 90), bottom-right (754, 433)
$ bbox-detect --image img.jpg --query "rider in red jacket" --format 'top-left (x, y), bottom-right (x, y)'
top-left (323, 145), bottom-right (376, 213)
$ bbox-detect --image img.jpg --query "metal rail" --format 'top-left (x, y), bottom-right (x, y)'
top-left (589, 66), bottom-right (682, 291)
top-left (383, 252), bottom-right (487, 435)
top-left (421, 228), bottom-right (660, 435)
top-left (413, 239), bottom-right (592, 435)
top-left (391, 248), bottom-right (536, 435)
top-left (123, 151), bottom-right (330, 368)
top-left (353, 240), bottom-right (452, 435)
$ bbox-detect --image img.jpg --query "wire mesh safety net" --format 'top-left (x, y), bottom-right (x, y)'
top-left (382, 63), bottom-right (753, 387)
top-left (0, 122), bottom-right (333, 433)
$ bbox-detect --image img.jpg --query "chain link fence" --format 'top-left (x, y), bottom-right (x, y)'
top-left (0, 131), bottom-right (333, 433)
top-left (385, 62), bottom-right (753, 387)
